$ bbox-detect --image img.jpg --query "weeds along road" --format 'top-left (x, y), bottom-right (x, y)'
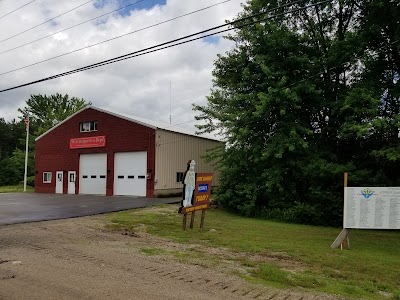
top-left (0, 216), bottom-right (339, 300)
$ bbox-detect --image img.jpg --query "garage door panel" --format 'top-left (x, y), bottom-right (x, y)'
top-left (114, 152), bottom-right (147, 196)
top-left (79, 153), bottom-right (107, 195)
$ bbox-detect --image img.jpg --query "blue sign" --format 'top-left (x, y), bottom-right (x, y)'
top-left (198, 184), bottom-right (208, 193)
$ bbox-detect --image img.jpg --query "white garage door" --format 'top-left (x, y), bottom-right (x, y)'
top-left (114, 152), bottom-right (147, 196)
top-left (79, 153), bottom-right (107, 195)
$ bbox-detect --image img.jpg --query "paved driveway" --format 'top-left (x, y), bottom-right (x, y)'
top-left (0, 193), bottom-right (179, 225)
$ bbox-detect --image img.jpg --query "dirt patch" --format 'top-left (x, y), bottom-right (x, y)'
top-left (0, 216), bottom-right (340, 300)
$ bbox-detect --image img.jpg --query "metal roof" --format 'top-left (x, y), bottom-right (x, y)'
top-left (35, 105), bottom-right (221, 142)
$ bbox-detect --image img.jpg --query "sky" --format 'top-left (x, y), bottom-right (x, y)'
top-left (0, 0), bottom-right (244, 132)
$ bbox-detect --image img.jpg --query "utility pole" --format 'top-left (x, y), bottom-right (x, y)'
top-left (23, 113), bottom-right (29, 192)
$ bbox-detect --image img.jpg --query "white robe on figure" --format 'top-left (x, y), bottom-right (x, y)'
top-left (183, 160), bottom-right (196, 207)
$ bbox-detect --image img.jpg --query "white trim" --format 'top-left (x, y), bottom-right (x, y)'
top-left (43, 172), bottom-right (52, 183)
top-left (35, 105), bottom-right (91, 141)
top-left (35, 105), bottom-right (222, 142)
top-left (79, 121), bottom-right (97, 132)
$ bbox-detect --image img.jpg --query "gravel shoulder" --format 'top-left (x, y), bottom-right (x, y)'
top-left (0, 215), bottom-right (341, 300)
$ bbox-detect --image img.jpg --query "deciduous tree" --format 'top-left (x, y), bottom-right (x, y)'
top-left (195, 0), bottom-right (400, 225)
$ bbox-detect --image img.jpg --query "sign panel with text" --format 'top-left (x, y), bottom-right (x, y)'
top-left (344, 187), bottom-right (400, 229)
top-left (69, 136), bottom-right (106, 149)
top-left (180, 173), bottom-right (213, 214)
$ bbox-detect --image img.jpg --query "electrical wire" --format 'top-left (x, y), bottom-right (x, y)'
top-left (0, 0), bottom-right (97, 44)
top-left (0, 0), bottom-right (334, 93)
top-left (0, 0), bottom-right (233, 74)
top-left (0, 0), bottom-right (310, 77)
top-left (0, 0), bottom-right (37, 21)
top-left (0, 0), bottom-right (149, 54)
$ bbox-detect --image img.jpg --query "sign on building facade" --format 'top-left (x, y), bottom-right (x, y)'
top-left (69, 136), bottom-right (106, 149)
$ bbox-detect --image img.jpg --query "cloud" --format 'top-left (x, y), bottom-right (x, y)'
top-left (0, 0), bottom-right (243, 132)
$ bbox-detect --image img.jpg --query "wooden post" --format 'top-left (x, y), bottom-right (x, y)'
top-left (346, 232), bottom-right (350, 249)
top-left (190, 212), bottom-right (195, 229)
top-left (182, 213), bottom-right (187, 230)
top-left (200, 209), bottom-right (206, 229)
top-left (342, 172), bottom-right (349, 250)
top-left (331, 228), bottom-right (349, 249)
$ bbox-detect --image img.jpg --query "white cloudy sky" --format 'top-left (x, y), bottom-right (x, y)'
top-left (0, 0), bottom-right (244, 131)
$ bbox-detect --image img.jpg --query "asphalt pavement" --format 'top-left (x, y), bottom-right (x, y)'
top-left (0, 193), bottom-right (179, 225)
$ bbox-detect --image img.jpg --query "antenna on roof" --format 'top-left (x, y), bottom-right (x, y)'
top-left (169, 80), bottom-right (172, 125)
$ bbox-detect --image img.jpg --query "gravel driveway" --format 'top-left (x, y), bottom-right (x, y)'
top-left (0, 215), bottom-right (340, 300)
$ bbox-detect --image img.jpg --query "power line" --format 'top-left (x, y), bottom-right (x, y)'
top-left (0, 0), bottom-right (149, 55)
top-left (0, 0), bottom-right (96, 44)
top-left (0, 0), bottom-right (334, 93)
top-left (0, 0), bottom-right (303, 76)
top-left (0, 0), bottom-right (37, 21)
top-left (0, 0), bottom-right (233, 75)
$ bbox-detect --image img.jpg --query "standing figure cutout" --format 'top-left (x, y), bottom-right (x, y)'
top-left (182, 160), bottom-right (196, 207)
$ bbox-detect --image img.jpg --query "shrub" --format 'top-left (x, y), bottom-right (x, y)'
top-left (26, 176), bottom-right (35, 187)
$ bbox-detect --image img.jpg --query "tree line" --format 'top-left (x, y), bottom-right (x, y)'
top-left (195, 0), bottom-right (400, 226)
top-left (0, 94), bottom-right (90, 186)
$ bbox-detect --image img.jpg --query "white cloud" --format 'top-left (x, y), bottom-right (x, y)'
top-left (0, 0), bottom-right (243, 132)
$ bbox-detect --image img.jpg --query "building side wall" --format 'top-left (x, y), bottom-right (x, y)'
top-left (154, 129), bottom-right (221, 193)
top-left (35, 108), bottom-right (156, 197)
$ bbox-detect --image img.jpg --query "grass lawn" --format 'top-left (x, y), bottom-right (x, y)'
top-left (0, 185), bottom-right (34, 193)
top-left (106, 204), bottom-right (400, 300)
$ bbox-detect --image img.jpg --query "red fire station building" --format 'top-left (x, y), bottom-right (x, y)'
top-left (35, 106), bottom-right (220, 197)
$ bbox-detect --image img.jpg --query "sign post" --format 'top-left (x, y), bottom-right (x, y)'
top-left (331, 172), bottom-right (351, 249)
top-left (23, 114), bottom-right (29, 192)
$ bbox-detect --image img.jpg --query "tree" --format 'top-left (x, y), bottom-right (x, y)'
top-left (0, 118), bottom-right (23, 160)
top-left (18, 93), bottom-right (91, 136)
top-left (194, 0), bottom-right (400, 225)
top-left (0, 94), bottom-right (91, 186)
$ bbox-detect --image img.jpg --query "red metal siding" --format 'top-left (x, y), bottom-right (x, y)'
top-left (35, 108), bottom-right (156, 197)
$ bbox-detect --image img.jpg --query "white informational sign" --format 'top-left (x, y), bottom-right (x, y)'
top-left (344, 187), bottom-right (400, 229)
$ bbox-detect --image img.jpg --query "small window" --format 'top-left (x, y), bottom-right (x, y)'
top-left (138, 175), bottom-right (145, 179)
top-left (43, 172), bottom-right (52, 183)
top-left (100, 175), bottom-right (106, 179)
top-left (127, 175), bottom-right (135, 179)
top-left (91, 175), bottom-right (97, 178)
top-left (176, 172), bottom-right (184, 183)
top-left (83, 175), bottom-right (88, 179)
top-left (80, 121), bottom-right (97, 132)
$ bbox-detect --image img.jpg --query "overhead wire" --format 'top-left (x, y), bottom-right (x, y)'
top-left (0, 0), bottom-right (97, 44)
top-left (0, 0), bottom-right (37, 21)
top-left (0, 0), bottom-right (149, 54)
top-left (0, 0), bottom-right (334, 93)
top-left (0, 0), bottom-right (233, 75)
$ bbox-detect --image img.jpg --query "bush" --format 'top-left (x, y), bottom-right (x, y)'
top-left (288, 202), bottom-right (322, 225)
top-left (257, 203), bottom-right (322, 225)
top-left (26, 176), bottom-right (35, 187)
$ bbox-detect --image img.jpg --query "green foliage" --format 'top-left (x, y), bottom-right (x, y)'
top-left (26, 176), bottom-right (35, 187)
top-left (0, 185), bottom-right (34, 193)
top-left (0, 93), bottom-right (91, 186)
top-left (18, 93), bottom-right (91, 136)
top-left (194, 0), bottom-right (400, 226)
top-left (106, 205), bottom-right (400, 299)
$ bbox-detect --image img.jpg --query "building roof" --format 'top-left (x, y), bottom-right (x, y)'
top-left (35, 105), bottom-right (221, 142)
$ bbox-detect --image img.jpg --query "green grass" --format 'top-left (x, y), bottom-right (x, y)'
top-left (106, 205), bottom-right (400, 300)
top-left (140, 247), bottom-right (169, 256)
top-left (0, 185), bottom-right (34, 193)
